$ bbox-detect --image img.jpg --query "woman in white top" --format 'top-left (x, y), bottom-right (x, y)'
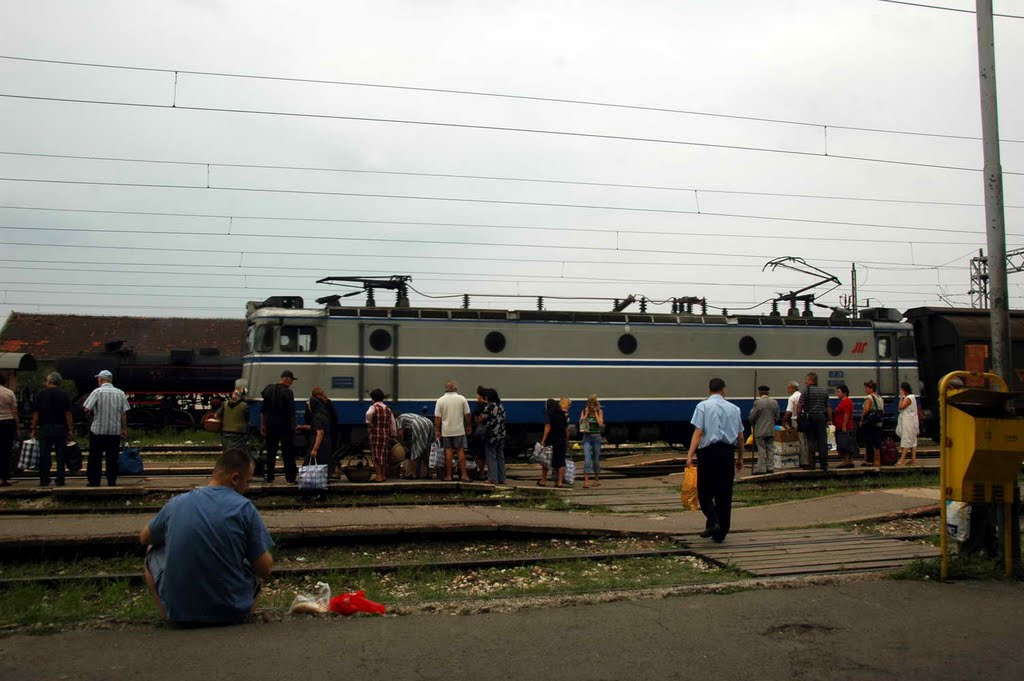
top-left (896, 381), bottom-right (919, 465)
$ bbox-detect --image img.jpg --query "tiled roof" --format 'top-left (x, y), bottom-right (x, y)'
top-left (0, 313), bottom-right (246, 360)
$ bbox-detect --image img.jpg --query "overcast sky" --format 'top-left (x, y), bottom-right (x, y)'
top-left (0, 0), bottom-right (1022, 326)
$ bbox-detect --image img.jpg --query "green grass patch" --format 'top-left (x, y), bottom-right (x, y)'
top-left (734, 471), bottom-right (938, 507)
top-left (0, 536), bottom-right (679, 579)
top-left (891, 552), bottom-right (1024, 581)
top-left (0, 554), bottom-right (741, 629)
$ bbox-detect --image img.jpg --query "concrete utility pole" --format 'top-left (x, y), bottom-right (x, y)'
top-left (976, 0), bottom-right (1011, 378)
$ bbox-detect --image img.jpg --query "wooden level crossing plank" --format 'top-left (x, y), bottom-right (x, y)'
top-left (683, 526), bottom-right (939, 577)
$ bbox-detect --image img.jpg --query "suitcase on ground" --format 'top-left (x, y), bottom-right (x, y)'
top-left (880, 438), bottom-right (899, 466)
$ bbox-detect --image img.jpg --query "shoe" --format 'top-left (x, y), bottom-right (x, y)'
top-left (837, 463), bottom-right (854, 469)
top-left (39, 481), bottom-right (51, 487)
top-left (699, 525), bottom-right (721, 539)
top-left (86, 483), bottom-right (100, 487)
top-left (712, 535), bottom-right (726, 544)
top-left (0, 480), bottom-right (11, 487)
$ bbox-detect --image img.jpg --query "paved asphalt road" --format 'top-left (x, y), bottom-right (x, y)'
top-left (2, 579), bottom-right (1021, 681)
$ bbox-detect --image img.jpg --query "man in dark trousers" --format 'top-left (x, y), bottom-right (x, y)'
top-left (30, 372), bottom-right (74, 487)
top-left (260, 370), bottom-right (297, 483)
top-left (686, 378), bottom-right (744, 543)
top-left (83, 369), bottom-right (130, 487)
top-left (797, 372), bottom-right (832, 472)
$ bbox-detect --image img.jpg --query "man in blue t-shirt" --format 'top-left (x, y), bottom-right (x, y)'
top-left (140, 448), bottom-right (273, 625)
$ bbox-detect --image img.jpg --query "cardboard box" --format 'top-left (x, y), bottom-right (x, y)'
top-left (775, 441), bottom-right (802, 456)
top-left (773, 454), bottom-right (800, 470)
top-left (774, 429), bottom-right (799, 444)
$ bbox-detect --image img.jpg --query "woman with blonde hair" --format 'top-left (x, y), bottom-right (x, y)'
top-left (579, 394), bottom-right (604, 489)
top-left (539, 397), bottom-right (570, 487)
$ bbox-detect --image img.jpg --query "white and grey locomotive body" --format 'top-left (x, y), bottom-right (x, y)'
top-left (242, 296), bottom-right (919, 446)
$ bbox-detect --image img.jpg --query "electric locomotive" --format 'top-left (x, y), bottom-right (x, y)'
top-left (241, 291), bottom-right (919, 448)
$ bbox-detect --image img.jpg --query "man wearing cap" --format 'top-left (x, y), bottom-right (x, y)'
top-left (83, 369), bottom-right (130, 487)
top-left (260, 370), bottom-right (297, 483)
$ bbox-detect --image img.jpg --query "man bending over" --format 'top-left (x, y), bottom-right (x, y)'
top-left (140, 448), bottom-right (273, 625)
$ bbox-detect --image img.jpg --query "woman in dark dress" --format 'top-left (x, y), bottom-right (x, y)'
top-left (540, 397), bottom-right (570, 487)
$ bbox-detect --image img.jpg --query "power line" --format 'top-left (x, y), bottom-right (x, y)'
top-left (3, 178), bottom-right (1020, 240)
top-left (3, 220), bottom-right (1015, 249)
top-left (0, 261), bottom-right (972, 289)
top-left (4, 92), bottom-right (1023, 176)
top-left (4, 149), bottom-right (1021, 210)
top-left (2, 54), bottom-right (1022, 143)
top-left (871, 0), bottom-right (1024, 19)
top-left (8, 90), bottom-right (1024, 175)
top-left (0, 238), bottom-right (971, 271)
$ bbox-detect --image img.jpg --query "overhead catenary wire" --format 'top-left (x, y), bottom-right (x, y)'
top-left (2, 179), bottom-right (1021, 241)
top-left (5, 92), bottom-right (1021, 177)
top-left (2, 221), bottom-right (1018, 250)
top-left (871, 0), bottom-right (1024, 19)
top-left (3, 149), bottom-right (1022, 210)
top-left (1, 54), bottom-right (1022, 144)
top-left (0, 234), bottom-right (976, 271)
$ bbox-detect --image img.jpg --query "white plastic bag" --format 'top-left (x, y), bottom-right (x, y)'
top-left (945, 501), bottom-right (972, 543)
top-left (826, 424), bottom-right (837, 452)
top-left (530, 442), bottom-right (552, 467)
top-left (563, 459), bottom-right (576, 486)
top-left (289, 581), bottom-right (332, 615)
top-left (298, 459), bottom-right (328, 491)
top-left (429, 439), bottom-right (443, 468)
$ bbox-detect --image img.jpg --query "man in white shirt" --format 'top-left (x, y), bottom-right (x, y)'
top-left (434, 381), bottom-right (471, 482)
top-left (83, 370), bottom-right (130, 487)
top-left (783, 380), bottom-right (810, 469)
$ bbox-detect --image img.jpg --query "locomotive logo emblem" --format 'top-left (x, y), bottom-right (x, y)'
top-left (851, 341), bottom-right (868, 354)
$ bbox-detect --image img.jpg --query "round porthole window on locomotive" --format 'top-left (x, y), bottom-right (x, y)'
top-left (484, 331), bottom-right (506, 353)
top-left (618, 333), bottom-right (638, 355)
top-left (739, 336), bottom-right (757, 356)
top-left (827, 337), bottom-right (843, 357)
top-left (369, 329), bottom-right (392, 352)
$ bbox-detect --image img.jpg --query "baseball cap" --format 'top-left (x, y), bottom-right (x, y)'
top-left (95, 370), bottom-right (113, 379)
top-left (281, 370), bottom-right (296, 380)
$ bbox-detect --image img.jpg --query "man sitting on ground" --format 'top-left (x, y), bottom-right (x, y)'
top-left (140, 448), bottom-right (273, 625)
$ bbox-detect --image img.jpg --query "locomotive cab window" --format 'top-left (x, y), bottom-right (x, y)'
top-left (280, 326), bottom-right (317, 353)
top-left (877, 337), bottom-right (892, 359)
top-left (254, 325), bottom-right (275, 353)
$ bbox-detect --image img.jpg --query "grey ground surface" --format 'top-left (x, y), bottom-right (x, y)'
top-left (1, 579), bottom-right (1021, 681)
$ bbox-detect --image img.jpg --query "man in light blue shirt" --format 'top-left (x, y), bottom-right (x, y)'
top-left (686, 378), bottom-right (745, 543)
top-left (140, 448), bottom-right (273, 625)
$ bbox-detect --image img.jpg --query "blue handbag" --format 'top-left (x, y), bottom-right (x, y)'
top-left (117, 447), bottom-right (144, 475)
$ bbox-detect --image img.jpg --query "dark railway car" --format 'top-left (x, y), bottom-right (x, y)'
top-left (58, 342), bottom-right (242, 427)
top-left (904, 306), bottom-right (1024, 436)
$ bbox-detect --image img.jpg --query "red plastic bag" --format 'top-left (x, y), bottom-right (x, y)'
top-left (328, 590), bottom-right (386, 616)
